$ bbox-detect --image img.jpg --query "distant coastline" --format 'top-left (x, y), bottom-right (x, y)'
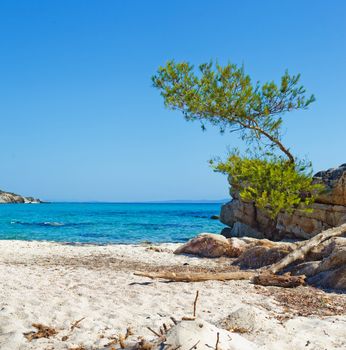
top-left (0, 190), bottom-right (42, 204)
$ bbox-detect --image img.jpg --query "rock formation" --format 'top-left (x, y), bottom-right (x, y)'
top-left (174, 233), bottom-right (237, 258)
top-left (0, 190), bottom-right (42, 204)
top-left (220, 164), bottom-right (346, 240)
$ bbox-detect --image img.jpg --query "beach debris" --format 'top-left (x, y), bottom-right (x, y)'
top-left (104, 327), bottom-right (134, 348)
top-left (171, 316), bottom-right (178, 325)
top-left (215, 332), bottom-right (220, 350)
top-left (104, 336), bottom-right (118, 348)
top-left (252, 272), bottom-right (306, 288)
top-left (134, 271), bottom-right (254, 282)
top-left (147, 326), bottom-right (163, 338)
top-left (71, 317), bottom-right (85, 331)
top-left (193, 290), bottom-right (199, 318)
top-left (255, 285), bottom-right (346, 318)
top-left (23, 323), bottom-right (58, 341)
top-left (145, 246), bottom-right (172, 253)
top-left (134, 270), bottom-right (305, 288)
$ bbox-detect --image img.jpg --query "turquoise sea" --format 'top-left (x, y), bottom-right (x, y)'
top-left (0, 203), bottom-right (225, 244)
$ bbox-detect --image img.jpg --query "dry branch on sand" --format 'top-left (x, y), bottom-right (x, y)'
top-left (70, 317), bottom-right (85, 331)
top-left (134, 271), bottom-right (254, 282)
top-left (252, 272), bottom-right (306, 288)
top-left (134, 270), bottom-right (306, 288)
top-left (23, 323), bottom-right (58, 341)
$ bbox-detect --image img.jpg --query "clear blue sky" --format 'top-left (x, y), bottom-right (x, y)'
top-left (0, 0), bottom-right (345, 202)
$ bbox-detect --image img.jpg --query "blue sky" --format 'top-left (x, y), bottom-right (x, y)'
top-left (0, 0), bottom-right (345, 202)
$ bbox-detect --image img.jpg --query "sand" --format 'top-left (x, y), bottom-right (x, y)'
top-left (0, 240), bottom-right (345, 349)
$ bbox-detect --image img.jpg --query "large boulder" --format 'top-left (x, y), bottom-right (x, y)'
top-left (308, 266), bottom-right (346, 290)
top-left (220, 164), bottom-right (346, 240)
top-left (174, 233), bottom-right (233, 258)
top-left (174, 233), bottom-right (247, 258)
top-left (284, 236), bottom-right (346, 289)
top-left (316, 239), bottom-right (346, 273)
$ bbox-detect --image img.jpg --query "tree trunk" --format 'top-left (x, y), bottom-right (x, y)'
top-left (267, 223), bottom-right (346, 274)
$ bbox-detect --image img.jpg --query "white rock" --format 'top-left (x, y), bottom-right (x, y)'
top-left (159, 318), bottom-right (258, 350)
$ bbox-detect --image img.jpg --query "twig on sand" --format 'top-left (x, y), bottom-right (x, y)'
top-left (125, 327), bottom-right (134, 339)
top-left (134, 271), bottom-right (254, 282)
top-left (182, 316), bottom-right (196, 321)
top-left (147, 326), bottom-right (162, 338)
top-left (193, 290), bottom-right (199, 317)
top-left (170, 316), bottom-right (178, 325)
top-left (188, 340), bottom-right (200, 350)
top-left (71, 317), bottom-right (85, 331)
top-left (215, 332), bottom-right (220, 350)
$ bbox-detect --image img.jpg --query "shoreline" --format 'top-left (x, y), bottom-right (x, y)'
top-left (0, 240), bottom-right (345, 349)
top-left (0, 238), bottom-right (190, 246)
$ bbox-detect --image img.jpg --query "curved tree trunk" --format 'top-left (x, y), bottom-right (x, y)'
top-left (267, 223), bottom-right (346, 274)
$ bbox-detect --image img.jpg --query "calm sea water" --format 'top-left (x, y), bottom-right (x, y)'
top-left (0, 203), bottom-right (225, 244)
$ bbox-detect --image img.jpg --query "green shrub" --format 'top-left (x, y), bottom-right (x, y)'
top-left (213, 154), bottom-right (324, 219)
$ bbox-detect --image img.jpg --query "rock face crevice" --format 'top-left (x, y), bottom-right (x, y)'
top-left (220, 164), bottom-right (346, 240)
top-left (0, 190), bottom-right (42, 204)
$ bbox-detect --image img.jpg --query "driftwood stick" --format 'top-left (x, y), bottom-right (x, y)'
top-left (134, 271), bottom-right (255, 282)
top-left (267, 223), bottom-right (346, 274)
top-left (193, 291), bottom-right (199, 317)
top-left (147, 327), bottom-right (161, 338)
top-left (70, 317), bottom-right (85, 331)
top-left (188, 340), bottom-right (200, 350)
top-left (170, 316), bottom-right (178, 325)
top-left (215, 332), bottom-right (220, 350)
top-left (252, 272), bottom-right (306, 288)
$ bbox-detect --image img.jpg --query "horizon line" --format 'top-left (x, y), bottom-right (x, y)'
top-left (39, 199), bottom-right (230, 204)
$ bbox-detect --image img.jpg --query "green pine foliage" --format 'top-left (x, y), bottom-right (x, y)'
top-left (153, 60), bottom-right (322, 219)
top-left (153, 60), bottom-right (315, 163)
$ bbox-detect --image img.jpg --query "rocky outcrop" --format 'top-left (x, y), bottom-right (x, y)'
top-left (220, 164), bottom-right (346, 240)
top-left (0, 190), bottom-right (42, 204)
top-left (314, 164), bottom-right (346, 205)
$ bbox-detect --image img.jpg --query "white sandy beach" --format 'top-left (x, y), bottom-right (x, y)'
top-left (0, 240), bottom-right (345, 350)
